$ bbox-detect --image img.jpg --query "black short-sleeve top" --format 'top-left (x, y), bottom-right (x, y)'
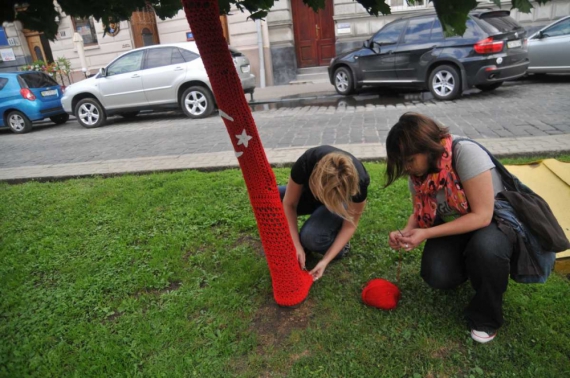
top-left (290, 145), bottom-right (370, 203)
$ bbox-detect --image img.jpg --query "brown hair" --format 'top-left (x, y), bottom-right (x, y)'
top-left (385, 112), bottom-right (449, 187)
top-left (309, 152), bottom-right (360, 222)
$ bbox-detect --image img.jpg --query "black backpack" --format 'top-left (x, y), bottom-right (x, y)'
top-left (452, 138), bottom-right (569, 283)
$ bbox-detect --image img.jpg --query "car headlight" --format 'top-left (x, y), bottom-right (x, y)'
top-left (241, 65), bottom-right (250, 73)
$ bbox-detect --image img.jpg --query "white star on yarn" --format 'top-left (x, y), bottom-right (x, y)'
top-left (235, 129), bottom-right (253, 148)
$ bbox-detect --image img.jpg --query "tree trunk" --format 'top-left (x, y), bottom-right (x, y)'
top-left (181, 0), bottom-right (313, 307)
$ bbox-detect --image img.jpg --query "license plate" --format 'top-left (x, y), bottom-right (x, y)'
top-left (41, 89), bottom-right (58, 97)
top-left (507, 40), bottom-right (522, 48)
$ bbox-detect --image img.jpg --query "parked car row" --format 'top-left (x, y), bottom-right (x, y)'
top-left (329, 11), bottom-right (570, 101)
top-left (0, 42), bottom-right (255, 133)
top-left (1, 14), bottom-right (568, 134)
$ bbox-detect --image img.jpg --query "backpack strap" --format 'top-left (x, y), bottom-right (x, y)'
top-left (451, 138), bottom-right (532, 194)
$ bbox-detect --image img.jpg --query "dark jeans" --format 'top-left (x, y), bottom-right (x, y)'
top-left (421, 220), bottom-right (513, 331)
top-left (278, 186), bottom-right (345, 256)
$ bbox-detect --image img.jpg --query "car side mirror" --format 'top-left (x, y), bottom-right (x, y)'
top-left (537, 30), bottom-right (544, 39)
top-left (99, 67), bottom-right (107, 77)
top-left (367, 40), bottom-right (381, 53)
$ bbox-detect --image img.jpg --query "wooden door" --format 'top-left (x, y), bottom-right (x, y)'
top-left (26, 35), bottom-right (45, 62)
top-left (131, 7), bottom-right (160, 48)
top-left (292, 0), bottom-right (336, 68)
top-left (24, 30), bottom-right (48, 62)
top-left (315, 0), bottom-right (336, 66)
top-left (292, 0), bottom-right (317, 68)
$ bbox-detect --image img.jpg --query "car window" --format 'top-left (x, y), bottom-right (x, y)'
top-left (441, 19), bottom-right (485, 40)
top-left (479, 13), bottom-right (523, 33)
top-left (145, 48), bottom-right (172, 69)
top-left (107, 51), bottom-right (145, 76)
top-left (145, 47), bottom-right (186, 69)
top-left (179, 48), bottom-right (200, 62)
top-left (18, 72), bottom-right (58, 88)
top-left (229, 48), bottom-right (243, 57)
top-left (373, 20), bottom-right (406, 45)
top-left (172, 48), bottom-right (185, 64)
top-left (543, 18), bottom-right (570, 38)
top-left (0, 77), bottom-right (8, 90)
top-left (464, 20), bottom-right (486, 39)
top-left (430, 19), bottom-right (445, 41)
top-left (403, 17), bottom-right (434, 44)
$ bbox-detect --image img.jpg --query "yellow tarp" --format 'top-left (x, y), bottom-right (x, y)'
top-left (505, 159), bottom-right (570, 259)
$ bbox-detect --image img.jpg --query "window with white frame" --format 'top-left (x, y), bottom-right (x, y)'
top-left (390, 0), bottom-right (429, 11)
top-left (72, 17), bottom-right (98, 46)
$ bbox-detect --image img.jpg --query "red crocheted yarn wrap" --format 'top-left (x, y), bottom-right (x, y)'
top-left (362, 279), bottom-right (401, 310)
top-left (182, 0), bottom-right (313, 306)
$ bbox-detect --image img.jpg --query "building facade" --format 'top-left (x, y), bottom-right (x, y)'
top-left (1, 1), bottom-right (568, 86)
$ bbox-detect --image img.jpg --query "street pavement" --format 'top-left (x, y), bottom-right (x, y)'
top-left (1, 76), bottom-right (570, 182)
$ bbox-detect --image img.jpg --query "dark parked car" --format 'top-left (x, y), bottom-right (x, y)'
top-left (0, 71), bottom-right (69, 134)
top-left (329, 10), bottom-right (529, 100)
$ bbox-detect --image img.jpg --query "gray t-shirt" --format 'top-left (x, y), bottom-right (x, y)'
top-left (409, 136), bottom-right (505, 222)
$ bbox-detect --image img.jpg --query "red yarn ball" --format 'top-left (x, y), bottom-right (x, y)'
top-left (361, 278), bottom-right (401, 310)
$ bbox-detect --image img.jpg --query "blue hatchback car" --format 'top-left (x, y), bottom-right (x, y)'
top-left (0, 71), bottom-right (69, 134)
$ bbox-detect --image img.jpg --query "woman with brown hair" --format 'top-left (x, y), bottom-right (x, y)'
top-left (385, 112), bottom-right (511, 344)
top-left (280, 146), bottom-right (370, 282)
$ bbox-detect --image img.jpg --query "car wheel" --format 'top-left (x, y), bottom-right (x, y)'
top-left (334, 67), bottom-right (354, 95)
top-left (180, 86), bottom-right (214, 119)
top-left (476, 82), bottom-right (503, 92)
top-left (428, 65), bottom-right (461, 101)
top-left (75, 98), bottom-right (107, 128)
top-left (50, 113), bottom-right (70, 125)
top-left (119, 111), bottom-right (139, 119)
top-left (6, 111), bottom-right (32, 134)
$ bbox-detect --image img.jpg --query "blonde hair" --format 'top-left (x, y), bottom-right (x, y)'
top-left (309, 152), bottom-right (360, 222)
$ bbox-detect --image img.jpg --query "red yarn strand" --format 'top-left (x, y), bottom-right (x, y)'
top-left (397, 249), bottom-right (402, 283)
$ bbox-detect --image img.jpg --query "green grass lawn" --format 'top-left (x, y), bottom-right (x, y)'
top-left (1, 159), bottom-right (569, 377)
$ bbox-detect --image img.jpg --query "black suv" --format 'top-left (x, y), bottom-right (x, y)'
top-left (328, 10), bottom-right (529, 100)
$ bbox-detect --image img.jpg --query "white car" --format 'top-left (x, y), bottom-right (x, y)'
top-left (61, 42), bottom-right (256, 128)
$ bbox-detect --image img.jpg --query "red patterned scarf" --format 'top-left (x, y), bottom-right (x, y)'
top-left (411, 136), bottom-right (470, 228)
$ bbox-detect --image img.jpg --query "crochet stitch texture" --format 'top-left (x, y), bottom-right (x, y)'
top-left (182, 0), bottom-right (313, 306)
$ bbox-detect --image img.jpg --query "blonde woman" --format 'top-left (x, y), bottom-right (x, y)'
top-left (280, 146), bottom-right (370, 281)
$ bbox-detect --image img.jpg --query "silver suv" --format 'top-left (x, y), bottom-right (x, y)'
top-left (61, 42), bottom-right (255, 128)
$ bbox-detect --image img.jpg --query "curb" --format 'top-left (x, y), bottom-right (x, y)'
top-left (2, 135), bottom-right (570, 184)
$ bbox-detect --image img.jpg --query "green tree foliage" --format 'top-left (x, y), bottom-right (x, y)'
top-left (1, 0), bottom-right (553, 40)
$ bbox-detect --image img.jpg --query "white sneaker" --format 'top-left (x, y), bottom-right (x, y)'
top-left (471, 329), bottom-right (497, 344)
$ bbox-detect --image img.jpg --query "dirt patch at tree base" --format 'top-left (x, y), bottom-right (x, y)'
top-left (251, 297), bottom-right (314, 350)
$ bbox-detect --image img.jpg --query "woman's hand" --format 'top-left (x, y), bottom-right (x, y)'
top-left (388, 231), bottom-right (403, 250)
top-left (399, 228), bottom-right (429, 251)
top-left (309, 260), bottom-right (328, 281)
top-left (296, 246), bottom-right (306, 270)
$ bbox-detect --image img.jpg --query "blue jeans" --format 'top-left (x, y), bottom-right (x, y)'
top-left (420, 220), bottom-right (513, 331)
top-left (278, 185), bottom-right (345, 257)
